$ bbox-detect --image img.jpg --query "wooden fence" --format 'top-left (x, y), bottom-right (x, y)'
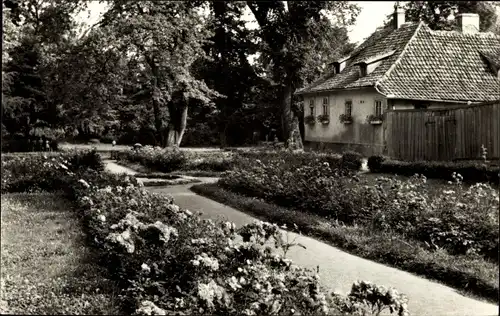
top-left (384, 101), bottom-right (500, 161)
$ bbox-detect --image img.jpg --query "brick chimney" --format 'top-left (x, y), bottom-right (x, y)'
top-left (393, 3), bottom-right (405, 29)
top-left (456, 13), bottom-right (480, 34)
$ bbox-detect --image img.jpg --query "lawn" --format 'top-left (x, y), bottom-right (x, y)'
top-left (0, 192), bottom-right (120, 315)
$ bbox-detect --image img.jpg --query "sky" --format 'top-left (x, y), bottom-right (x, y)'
top-left (80, 1), bottom-right (400, 45)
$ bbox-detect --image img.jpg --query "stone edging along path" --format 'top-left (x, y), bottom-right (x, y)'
top-left (103, 160), bottom-right (499, 316)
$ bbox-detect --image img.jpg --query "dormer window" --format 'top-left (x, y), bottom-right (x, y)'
top-left (480, 50), bottom-right (500, 77)
top-left (330, 62), bottom-right (340, 74)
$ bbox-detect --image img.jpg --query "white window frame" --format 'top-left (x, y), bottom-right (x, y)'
top-left (309, 99), bottom-right (315, 116)
top-left (322, 97), bottom-right (329, 115)
top-left (345, 100), bottom-right (352, 116)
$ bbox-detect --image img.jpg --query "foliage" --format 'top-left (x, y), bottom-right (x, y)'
top-left (193, 1), bottom-right (269, 147)
top-left (192, 182), bottom-right (499, 304)
top-left (305, 115), bottom-right (316, 125)
top-left (114, 146), bottom-right (187, 173)
top-left (2, 0), bottom-right (89, 139)
top-left (246, 1), bottom-right (361, 148)
top-left (98, 1), bottom-right (221, 147)
top-left (114, 147), bottom-right (235, 173)
top-left (317, 114), bottom-right (330, 123)
top-left (341, 151), bottom-right (363, 171)
top-left (366, 114), bottom-right (383, 123)
top-left (2, 151), bottom-right (410, 315)
top-left (367, 155), bottom-right (386, 173)
top-left (219, 159), bottom-right (499, 262)
top-left (383, 1), bottom-right (500, 33)
top-left (1, 150), bottom-right (103, 193)
top-left (339, 113), bottom-right (352, 123)
top-left (70, 168), bottom-right (409, 315)
top-left (378, 160), bottom-right (499, 184)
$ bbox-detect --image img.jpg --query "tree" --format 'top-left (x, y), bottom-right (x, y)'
top-left (194, 1), bottom-right (266, 147)
top-left (97, 1), bottom-right (220, 147)
top-left (246, 1), bottom-right (360, 149)
top-left (2, 0), bottom-right (87, 139)
top-left (384, 1), bottom-right (500, 33)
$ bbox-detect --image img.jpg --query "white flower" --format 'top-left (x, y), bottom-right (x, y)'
top-left (191, 259), bottom-right (200, 267)
top-left (78, 179), bottom-right (90, 188)
top-left (102, 186), bottom-right (113, 193)
top-left (97, 215), bottom-right (106, 223)
top-left (227, 276), bottom-right (242, 290)
top-left (141, 263), bottom-right (151, 274)
top-left (135, 301), bottom-right (166, 315)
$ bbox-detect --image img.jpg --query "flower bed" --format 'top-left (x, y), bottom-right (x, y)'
top-left (367, 156), bottom-right (499, 185)
top-left (112, 146), bottom-right (235, 173)
top-left (191, 182), bottom-right (500, 304)
top-left (2, 151), bottom-right (410, 315)
top-left (219, 160), bottom-right (499, 263)
top-left (112, 146), bottom-right (363, 175)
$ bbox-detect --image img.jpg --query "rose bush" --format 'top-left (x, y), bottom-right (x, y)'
top-left (1, 150), bottom-right (103, 193)
top-left (3, 152), bottom-right (410, 315)
top-left (75, 183), bottom-right (409, 316)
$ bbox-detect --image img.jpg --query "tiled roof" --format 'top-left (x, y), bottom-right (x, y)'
top-left (297, 22), bottom-right (500, 102)
top-left (297, 23), bottom-right (420, 94)
top-left (378, 25), bottom-right (500, 102)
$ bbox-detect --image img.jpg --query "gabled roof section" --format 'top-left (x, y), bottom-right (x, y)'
top-left (377, 25), bottom-right (500, 102)
top-left (297, 23), bottom-right (421, 94)
top-left (354, 50), bottom-right (396, 66)
top-left (297, 21), bottom-right (500, 103)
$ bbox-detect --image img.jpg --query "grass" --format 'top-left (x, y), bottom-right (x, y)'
top-left (191, 183), bottom-right (499, 304)
top-left (0, 193), bottom-right (121, 315)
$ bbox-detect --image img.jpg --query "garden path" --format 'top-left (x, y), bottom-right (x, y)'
top-left (104, 160), bottom-right (498, 316)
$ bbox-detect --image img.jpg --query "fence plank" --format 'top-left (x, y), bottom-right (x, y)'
top-left (384, 102), bottom-right (499, 161)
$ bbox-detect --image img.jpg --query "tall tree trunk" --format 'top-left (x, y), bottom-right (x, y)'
top-left (152, 80), bottom-right (165, 147)
top-left (219, 122), bottom-right (228, 148)
top-left (175, 105), bottom-right (188, 146)
top-left (165, 102), bottom-right (188, 147)
top-left (281, 82), bottom-right (303, 149)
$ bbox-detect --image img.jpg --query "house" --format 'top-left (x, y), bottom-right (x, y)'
top-left (296, 5), bottom-right (500, 156)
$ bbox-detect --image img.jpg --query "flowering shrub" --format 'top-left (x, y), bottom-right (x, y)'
top-left (357, 172), bottom-right (499, 260)
top-left (367, 155), bottom-right (386, 172)
top-left (114, 146), bottom-right (187, 173)
top-left (74, 181), bottom-right (409, 316)
top-left (3, 152), bottom-right (410, 315)
top-left (1, 150), bottom-right (103, 193)
top-left (235, 151), bottom-right (344, 171)
top-left (377, 159), bottom-right (499, 185)
top-left (220, 158), bottom-right (499, 261)
top-left (341, 151), bottom-right (363, 171)
top-left (113, 146), bottom-right (235, 172)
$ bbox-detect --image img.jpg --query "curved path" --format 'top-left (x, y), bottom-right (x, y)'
top-left (104, 160), bottom-right (498, 316)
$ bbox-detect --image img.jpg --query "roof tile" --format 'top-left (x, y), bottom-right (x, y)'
top-left (298, 22), bottom-right (500, 103)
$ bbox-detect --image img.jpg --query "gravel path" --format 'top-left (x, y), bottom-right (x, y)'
top-left (104, 160), bottom-right (499, 316)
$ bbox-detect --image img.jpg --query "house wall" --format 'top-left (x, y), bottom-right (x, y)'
top-left (303, 88), bottom-right (387, 156)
